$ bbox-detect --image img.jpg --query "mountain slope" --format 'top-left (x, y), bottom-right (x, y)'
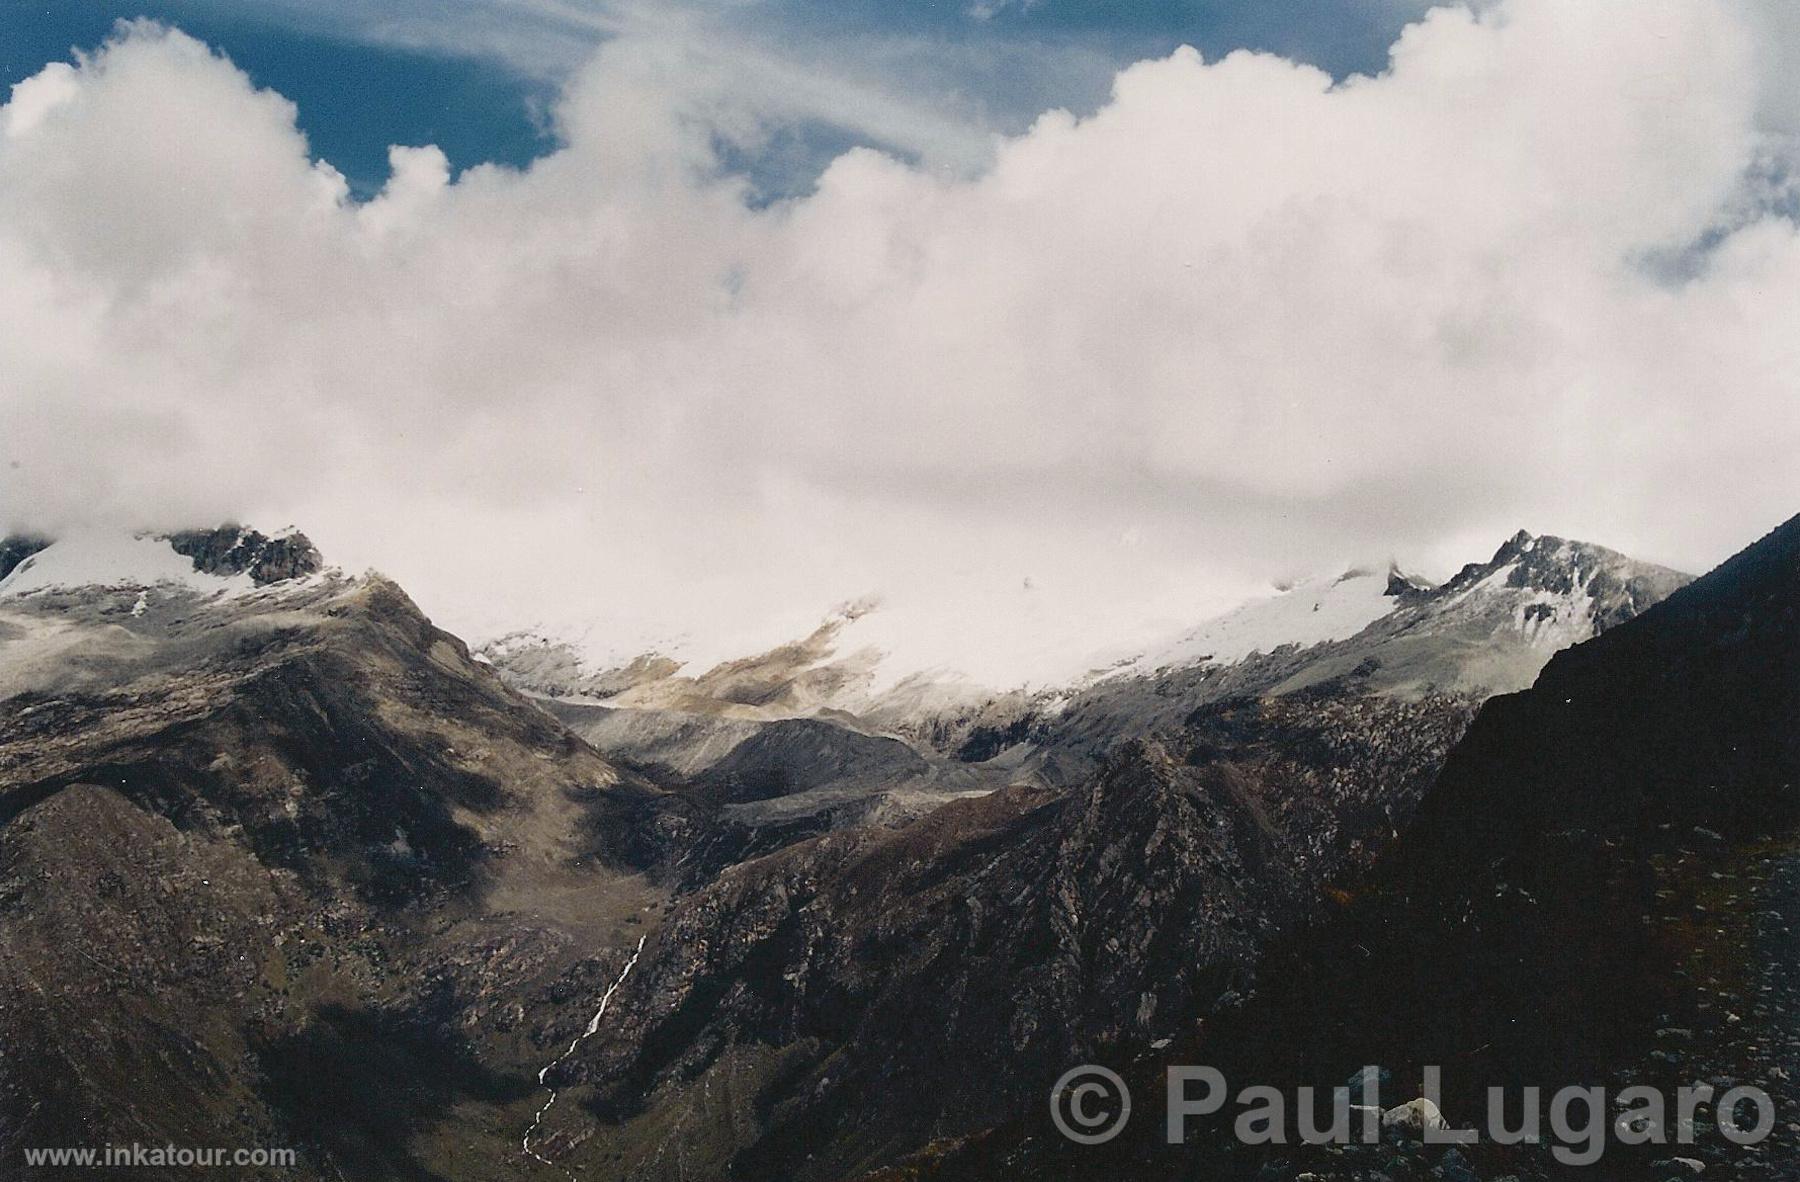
top-left (0, 532), bottom-right (672, 1180)
top-left (916, 530), bottom-right (1690, 801)
top-left (478, 530), bottom-right (1689, 887)
top-left (0, 523), bottom-right (1702, 1181)
top-left (513, 684), bottom-right (1477, 1180)
top-left (398, 528), bottom-right (1691, 1179)
top-left (1220, 511), bottom-right (1800, 1177)
top-left (1073, 529), bottom-right (1688, 716)
top-left (918, 511), bottom-right (1800, 1182)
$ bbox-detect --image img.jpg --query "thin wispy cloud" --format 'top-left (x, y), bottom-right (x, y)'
top-left (171, 0), bottom-right (1025, 179)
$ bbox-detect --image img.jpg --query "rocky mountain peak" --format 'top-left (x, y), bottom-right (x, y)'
top-left (162, 524), bottom-right (323, 585)
top-left (1383, 562), bottom-right (1434, 600)
top-left (0, 525), bottom-right (330, 602)
top-left (1430, 528), bottom-right (1690, 632)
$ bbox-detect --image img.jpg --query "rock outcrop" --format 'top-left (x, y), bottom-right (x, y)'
top-left (163, 524), bottom-right (324, 584)
top-left (0, 534), bottom-right (49, 581)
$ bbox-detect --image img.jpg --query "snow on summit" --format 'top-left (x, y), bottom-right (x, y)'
top-left (0, 526), bottom-right (327, 598)
top-left (1125, 567), bottom-right (1400, 675)
top-left (0, 531), bottom-right (253, 597)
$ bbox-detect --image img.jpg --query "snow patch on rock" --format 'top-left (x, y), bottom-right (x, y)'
top-left (0, 531), bottom-right (255, 598)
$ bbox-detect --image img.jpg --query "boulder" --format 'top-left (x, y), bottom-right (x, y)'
top-left (1381, 1097), bottom-right (1450, 1136)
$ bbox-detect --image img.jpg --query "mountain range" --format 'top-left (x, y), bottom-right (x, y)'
top-left (5, 516), bottom-right (1788, 1182)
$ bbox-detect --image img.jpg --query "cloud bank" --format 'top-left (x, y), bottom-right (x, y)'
top-left (2, 2), bottom-right (1798, 683)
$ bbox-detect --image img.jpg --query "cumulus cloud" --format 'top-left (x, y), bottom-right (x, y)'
top-left (2, 2), bottom-right (1798, 683)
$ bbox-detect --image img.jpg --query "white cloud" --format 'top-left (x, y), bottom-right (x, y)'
top-left (3, 62), bottom-right (79, 139)
top-left (1, 3), bottom-right (1798, 686)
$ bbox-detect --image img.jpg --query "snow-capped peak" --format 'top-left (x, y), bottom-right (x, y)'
top-left (1434, 529), bottom-right (1688, 632)
top-left (0, 525), bottom-right (327, 599)
top-left (469, 529), bottom-right (1692, 722)
top-left (1110, 530), bottom-right (1691, 683)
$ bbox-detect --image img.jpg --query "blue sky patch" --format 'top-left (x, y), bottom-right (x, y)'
top-left (2, 0), bottom-right (1427, 198)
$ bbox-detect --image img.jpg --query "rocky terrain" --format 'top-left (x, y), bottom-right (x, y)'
top-left (0, 523), bottom-right (1713, 1180)
top-left (0, 534), bottom-right (670, 1180)
top-left (551, 685), bottom-right (1479, 1180)
top-left (162, 524), bottom-right (325, 585)
top-left (902, 512), bottom-right (1800, 1182)
top-left (478, 530), bottom-right (1687, 883)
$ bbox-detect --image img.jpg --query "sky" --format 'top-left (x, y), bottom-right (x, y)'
top-left (2, 0), bottom-right (1799, 685)
top-left (0, 0), bottom-right (1436, 196)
